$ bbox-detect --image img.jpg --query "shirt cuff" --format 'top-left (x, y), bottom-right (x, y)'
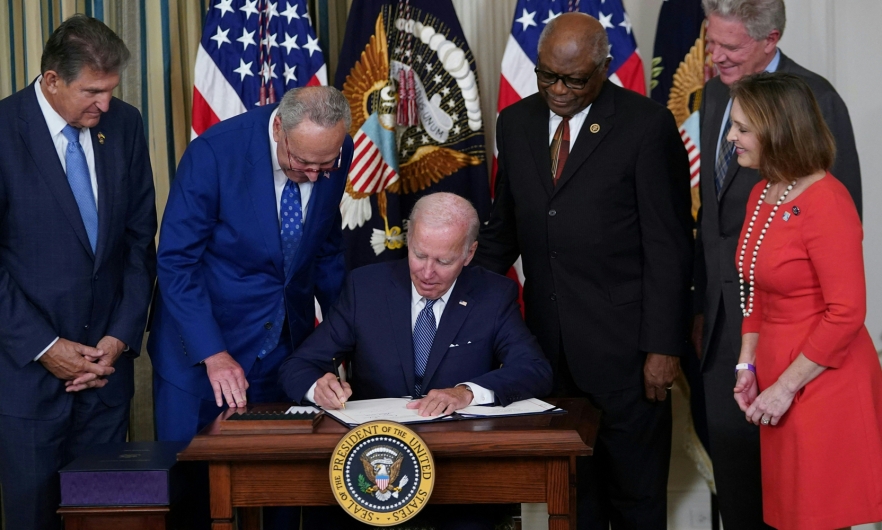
top-left (459, 382), bottom-right (494, 405)
top-left (305, 382), bottom-right (318, 404)
top-left (34, 337), bottom-right (60, 362)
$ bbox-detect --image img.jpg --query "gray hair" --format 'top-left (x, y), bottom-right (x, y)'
top-left (538, 14), bottom-right (610, 66)
top-left (277, 86), bottom-right (352, 132)
top-left (41, 14), bottom-right (130, 83)
top-left (702, 0), bottom-right (786, 41)
top-left (407, 193), bottom-right (480, 257)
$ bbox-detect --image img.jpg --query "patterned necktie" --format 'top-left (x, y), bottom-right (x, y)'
top-left (550, 116), bottom-right (571, 186)
top-left (715, 113), bottom-right (735, 195)
top-left (280, 180), bottom-right (304, 272)
top-left (61, 125), bottom-right (98, 252)
top-left (413, 298), bottom-right (438, 396)
top-left (258, 180), bottom-right (304, 359)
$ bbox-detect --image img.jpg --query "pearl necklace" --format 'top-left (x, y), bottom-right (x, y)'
top-left (738, 180), bottom-right (797, 317)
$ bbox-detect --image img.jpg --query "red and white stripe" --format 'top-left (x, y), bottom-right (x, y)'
top-left (349, 131), bottom-right (399, 194)
top-left (680, 127), bottom-right (701, 188)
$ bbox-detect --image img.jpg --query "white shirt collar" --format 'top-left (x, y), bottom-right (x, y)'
top-left (35, 76), bottom-right (75, 139)
top-left (411, 280), bottom-right (457, 306)
top-left (550, 103), bottom-right (592, 122)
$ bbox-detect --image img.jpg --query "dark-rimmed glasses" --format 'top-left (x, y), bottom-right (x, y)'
top-left (282, 134), bottom-right (342, 180)
top-left (534, 60), bottom-right (603, 90)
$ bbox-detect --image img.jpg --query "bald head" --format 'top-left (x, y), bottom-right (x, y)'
top-left (538, 13), bottom-right (609, 67)
top-left (536, 12), bottom-right (611, 117)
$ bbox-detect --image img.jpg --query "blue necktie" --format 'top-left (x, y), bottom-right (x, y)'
top-left (62, 125), bottom-right (98, 252)
top-left (279, 180), bottom-right (303, 272)
top-left (715, 114), bottom-right (735, 196)
top-left (413, 299), bottom-right (438, 396)
top-left (258, 180), bottom-right (304, 359)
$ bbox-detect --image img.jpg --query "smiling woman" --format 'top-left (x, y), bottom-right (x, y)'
top-left (729, 72), bottom-right (882, 530)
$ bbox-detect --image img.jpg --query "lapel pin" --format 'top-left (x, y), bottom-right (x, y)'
top-left (783, 212), bottom-right (791, 222)
top-left (589, 123), bottom-right (600, 134)
top-left (97, 132), bottom-right (105, 144)
top-left (459, 300), bottom-right (467, 306)
top-left (792, 206), bottom-right (800, 215)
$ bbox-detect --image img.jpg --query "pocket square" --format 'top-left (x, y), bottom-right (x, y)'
top-left (449, 343), bottom-right (460, 348)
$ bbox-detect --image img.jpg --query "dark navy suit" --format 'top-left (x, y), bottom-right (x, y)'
top-left (280, 260), bottom-right (552, 530)
top-left (280, 260), bottom-right (552, 408)
top-left (0, 82), bottom-right (157, 530)
top-left (148, 104), bottom-right (353, 440)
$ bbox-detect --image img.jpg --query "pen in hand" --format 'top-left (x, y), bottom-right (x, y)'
top-left (333, 356), bottom-right (346, 409)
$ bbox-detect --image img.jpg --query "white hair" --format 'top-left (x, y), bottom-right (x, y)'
top-left (702, 0), bottom-right (786, 41)
top-left (407, 193), bottom-right (479, 257)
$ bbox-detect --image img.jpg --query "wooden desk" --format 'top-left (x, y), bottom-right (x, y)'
top-left (178, 398), bottom-right (599, 530)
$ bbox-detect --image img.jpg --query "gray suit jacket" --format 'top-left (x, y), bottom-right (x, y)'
top-left (695, 51), bottom-right (862, 368)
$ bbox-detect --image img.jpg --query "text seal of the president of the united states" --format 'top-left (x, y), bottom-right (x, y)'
top-left (330, 420), bottom-right (435, 526)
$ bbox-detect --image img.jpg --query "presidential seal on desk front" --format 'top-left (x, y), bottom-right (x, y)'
top-left (330, 420), bottom-right (435, 526)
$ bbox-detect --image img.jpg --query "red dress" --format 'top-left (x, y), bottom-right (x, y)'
top-left (739, 174), bottom-right (882, 530)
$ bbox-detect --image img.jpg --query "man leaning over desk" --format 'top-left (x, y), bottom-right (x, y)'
top-left (279, 191), bottom-right (552, 416)
top-left (279, 192), bottom-right (551, 529)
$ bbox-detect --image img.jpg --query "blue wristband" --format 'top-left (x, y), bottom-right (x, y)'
top-left (735, 363), bottom-right (756, 374)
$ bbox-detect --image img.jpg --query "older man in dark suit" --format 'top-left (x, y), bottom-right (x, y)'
top-left (281, 192), bottom-right (552, 529)
top-left (472, 13), bottom-right (694, 530)
top-left (0, 15), bottom-right (156, 530)
top-left (695, 1), bottom-right (862, 528)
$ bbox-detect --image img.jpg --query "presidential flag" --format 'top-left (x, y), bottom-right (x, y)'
top-left (192, 0), bottom-right (327, 138)
top-left (335, 0), bottom-right (490, 269)
top-left (650, 0), bottom-right (710, 219)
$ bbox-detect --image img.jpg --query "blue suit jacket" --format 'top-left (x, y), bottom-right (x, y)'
top-left (148, 104), bottom-right (353, 400)
top-left (279, 261), bottom-right (553, 406)
top-left (0, 82), bottom-right (157, 419)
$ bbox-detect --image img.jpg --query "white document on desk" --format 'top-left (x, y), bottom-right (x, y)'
top-left (456, 398), bottom-right (563, 418)
top-left (322, 397), bottom-right (452, 427)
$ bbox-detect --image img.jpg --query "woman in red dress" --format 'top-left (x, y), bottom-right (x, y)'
top-left (729, 72), bottom-right (882, 530)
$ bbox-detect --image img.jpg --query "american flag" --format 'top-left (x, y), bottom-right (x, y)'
top-left (495, 0), bottom-right (646, 288)
top-left (191, 0), bottom-right (328, 138)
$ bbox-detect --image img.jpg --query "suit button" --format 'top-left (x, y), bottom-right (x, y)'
top-left (548, 209), bottom-right (557, 217)
top-left (264, 322), bottom-right (273, 330)
top-left (84, 325), bottom-right (89, 330)
top-left (550, 251), bottom-right (558, 258)
top-left (93, 275), bottom-right (98, 281)
top-left (550, 293), bottom-right (557, 301)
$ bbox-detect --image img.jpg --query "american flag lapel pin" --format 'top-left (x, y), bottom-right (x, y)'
top-left (783, 211), bottom-right (791, 222)
top-left (459, 300), bottom-right (467, 306)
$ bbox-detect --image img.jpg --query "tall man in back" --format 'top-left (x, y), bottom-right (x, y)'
top-left (0, 15), bottom-right (157, 530)
top-left (473, 13), bottom-right (693, 530)
top-left (695, 1), bottom-right (862, 528)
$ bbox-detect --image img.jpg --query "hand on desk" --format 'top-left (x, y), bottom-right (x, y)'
top-left (204, 351), bottom-right (249, 408)
top-left (313, 372), bottom-right (352, 409)
top-left (406, 386), bottom-right (473, 417)
top-left (39, 338), bottom-right (115, 392)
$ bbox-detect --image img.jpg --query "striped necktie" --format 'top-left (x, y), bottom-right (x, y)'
top-left (413, 298), bottom-right (438, 396)
top-left (550, 116), bottom-right (571, 186)
top-left (715, 114), bottom-right (735, 195)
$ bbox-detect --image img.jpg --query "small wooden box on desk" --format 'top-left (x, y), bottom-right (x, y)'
top-left (180, 398), bottom-right (600, 530)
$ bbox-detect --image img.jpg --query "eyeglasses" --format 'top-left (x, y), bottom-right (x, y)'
top-left (283, 134), bottom-right (342, 180)
top-left (534, 60), bottom-right (603, 90)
